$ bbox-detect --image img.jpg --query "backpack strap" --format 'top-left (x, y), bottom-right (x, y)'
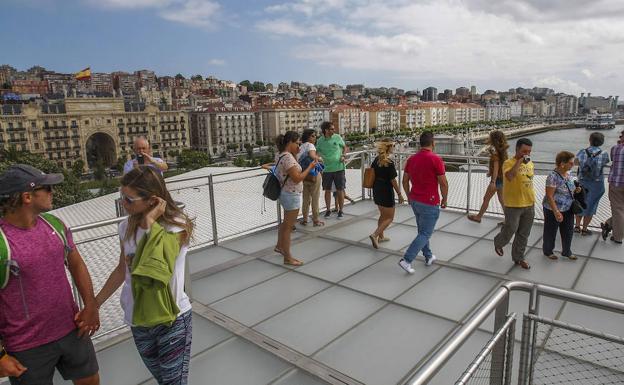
top-left (0, 227), bottom-right (11, 289)
top-left (39, 213), bottom-right (71, 266)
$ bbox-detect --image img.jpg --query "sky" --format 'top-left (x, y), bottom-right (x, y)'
top-left (1, 0), bottom-right (623, 97)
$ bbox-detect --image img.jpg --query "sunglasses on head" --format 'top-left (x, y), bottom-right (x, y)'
top-left (32, 185), bottom-right (53, 193)
top-left (121, 193), bottom-right (144, 205)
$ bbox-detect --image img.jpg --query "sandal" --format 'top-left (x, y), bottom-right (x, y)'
top-left (274, 247), bottom-right (284, 255)
top-left (369, 234), bottom-right (379, 249)
top-left (494, 246), bottom-right (504, 257)
top-left (299, 219), bottom-right (309, 226)
top-left (467, 214), bottom-right (481, 223)
top-left (284, 257), bottom-right (303, 266)
top-left (313, 220), bottom-right (325, 227)
top-left (573, 226), bottom-right (581, 233)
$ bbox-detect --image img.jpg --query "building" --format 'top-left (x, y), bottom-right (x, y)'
top-left (485, 104), bottom-right (512, 121)
top-left (190, 103), bottom-right (257, 156)
top-left (330, 105), bottom-right (370, 135)
top-left (448, 103), bottom-right (485, 124)
top-left (0, 97), bottom-right (189, 170)
top-left (139, 89), bottom-right (172, 106)
top-left (456, 87), bottom-right (470, 97)
top-left (256, 102), bottom-right (330, 142)
top-left (91, 73), bottom-right (113, 94)
top-left (399, 106), bottom-right (426, 130)
top-left (366, 105), bottom-right (400, 134)
top-left (422, 87), bottom-right (438, 102)
top-left (11, 79), bottom-right (49, 95)
top-left (112, 72), bottom-right (138, 96)
top-left (135, 70), bottom-right (157, 90)
top-left (579, 93), bottom-right (618, 114)
top-left (418, 103), bottom-right (448, 127)
top-left (509, 101), bottom-right (522, 118)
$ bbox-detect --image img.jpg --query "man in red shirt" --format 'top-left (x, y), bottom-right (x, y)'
top-left (399, 131), bottom-right (448, 273)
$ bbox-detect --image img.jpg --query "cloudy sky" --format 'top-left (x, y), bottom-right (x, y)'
top-left (2, 0), bottom-right (623, 96)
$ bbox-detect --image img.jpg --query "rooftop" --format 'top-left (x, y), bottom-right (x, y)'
top-left (17, 154), bottom-right (623, 385)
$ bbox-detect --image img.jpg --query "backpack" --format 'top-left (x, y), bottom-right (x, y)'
top-left (580, 149), bottom-right (603, 181)
top-left (0, 213), bottom-right (70, 289)
top-left (262, 155), bottom-right (289, 201)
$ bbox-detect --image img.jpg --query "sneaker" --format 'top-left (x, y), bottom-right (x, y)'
top-left (425, 254), bottom-right (437, 266)
top-left (324, 210), bottom-right (331, 218)
top-left (337, 210), bottom-right (344, 219)
top-left (398, 258), bottom-right (415, 274)
top-left (601, 222), bottom-right (612, 241)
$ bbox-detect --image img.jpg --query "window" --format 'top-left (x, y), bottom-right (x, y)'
top-left (84, 120), bottom-right (89, 125)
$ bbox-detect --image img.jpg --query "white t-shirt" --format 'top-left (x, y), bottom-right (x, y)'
top-left (118, 218), bottom-right (191, 326)
top-left (123, 158), bottom-right (164, 176)
top-left (297, 142), bottom-right (316, 161)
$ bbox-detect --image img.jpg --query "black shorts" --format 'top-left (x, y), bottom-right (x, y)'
top-left (9, 329), bottom-right (99, 384)
top-left (322, 170), bottom-right (346, 191)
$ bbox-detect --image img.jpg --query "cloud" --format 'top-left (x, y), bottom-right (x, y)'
top-left (88, 0), bottom-right (219, 28)
top-left (160, 0), bottom-right (220, 27)
top-left (255, 0), bottom-right (624, 95)
top-left (208, 59), bottom-right (226, 66)
top-left (534, 76), bottom-right (587, 95)
top-left (582, 69), bottom-right (595, 79)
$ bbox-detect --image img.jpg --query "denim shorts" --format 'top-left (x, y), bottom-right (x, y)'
top-left (279, 191), bottom-right (301, 211)
top-left (495, 177), bottom-right (503, 190)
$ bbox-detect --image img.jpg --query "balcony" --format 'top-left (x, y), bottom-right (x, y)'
top-left (38, 153), bottom-right (622, 385)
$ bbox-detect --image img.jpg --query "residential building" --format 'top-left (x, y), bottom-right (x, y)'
top-left (11, 79), bottom-right (49, 95)
top-left (190, 103), bottom-right (257, 156)
top-left (485, 104), bottom-right (512, 121)
top-left (135, 70), bottom-right (157, 90)
top-left (448, 103), bottom-right (485, 124)
top-left (509, 101), bottom-right (522, 118)
top-left (140, 89), bottom-right (172, 105)
top-left (256, 102), bottom-right (330, 142)
top-left (422, 87), bottom-right (438, 102)
top-left (579, 93), bottom-right (618, 113)
top-left (420, 103), bottom-right (449, 127)
top-left (91, 73), bottom-right (113, 94)
top-left (399, 105), bottom-right (426, 130)
top-left (0, 97), bottom-right (188, 170)
top-left (330, 105), bottom-right (370, 135)
top-left (112, 72), bottom-right (138, 96)
top-left (366, 105), bottom-right (400, 134)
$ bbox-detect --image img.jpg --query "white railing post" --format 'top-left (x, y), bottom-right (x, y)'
top-left (207, 174), bottom-right (219, 245)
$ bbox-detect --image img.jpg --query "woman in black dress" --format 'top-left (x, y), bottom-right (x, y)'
top-left (369, 140), bottom-right (404, 248)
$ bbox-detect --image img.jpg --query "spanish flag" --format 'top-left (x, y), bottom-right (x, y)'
top-left (75, 67), bottom-right (91, 81)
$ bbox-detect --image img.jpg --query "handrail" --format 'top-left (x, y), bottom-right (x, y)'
top-left (407, 280), bottom-right (624, 385)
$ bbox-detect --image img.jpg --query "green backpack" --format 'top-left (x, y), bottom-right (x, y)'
top-left (0, 213), bottom-right (70, 289)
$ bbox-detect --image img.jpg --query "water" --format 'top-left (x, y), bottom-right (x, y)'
top-left (508, 125), bottom-right (623, 163)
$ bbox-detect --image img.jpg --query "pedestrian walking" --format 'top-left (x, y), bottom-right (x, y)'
top-left (574, 132), bottom-right (610, 235)
top-left (298, 129), bottom-right (324, 227)
top-left (601, 130), bottom-right (624, 244)
top-left (316, 122), bottom-right (348, 219)
top-left (95, 167), bottom-right (194, 385)
top-left (398, 131), bottom-right (448, 273)
top-left (0, 165), bottom-right (100, 385)
top-left (493, 138), bottom-right (535, 269)
top-left (542, 151), bottom-right (580, 260)
top-left (468, 130), bottom-right (508, 223)
top-left (369, 140), bottom-right (405, 249)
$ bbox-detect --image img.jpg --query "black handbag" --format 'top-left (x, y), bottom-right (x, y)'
top-left (262, 155), bottom-right (289, 201)
top-left (554, 171), bottom-right (585, 215)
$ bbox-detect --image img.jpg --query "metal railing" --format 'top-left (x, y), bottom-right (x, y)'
top-left (408, 281), bottom-right (624, 385)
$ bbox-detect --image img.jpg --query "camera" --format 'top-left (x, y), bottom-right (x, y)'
top-left (522, 155), bottom-right (531, 164)
top-left (137, 154), bottom-right (145, 165)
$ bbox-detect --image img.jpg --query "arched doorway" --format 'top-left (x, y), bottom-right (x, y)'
top-left (85, 132), bottom-right (116, 168)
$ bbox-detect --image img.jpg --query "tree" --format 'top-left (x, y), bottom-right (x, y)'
top-left (175, 73), bottom-right (185, 80)
top-left (233, 156), bottom-right (247, 167)
top-left (94, 159), bottom-right (106, 181)
top-left (0, 149), bottom-right (92, 209)
top-left (252, 81), bottom-right (266, 92)
top-left (177, 149), bottom-right (211, 170)
top-left (71, 159), bottom-right (85, 178)
top-left (191, 74), bottom-right (203, 81)
top-left (239, 80), bottom-right (252, 89)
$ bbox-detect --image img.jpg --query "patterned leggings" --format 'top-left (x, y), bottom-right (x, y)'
top-left (131, 310), bottom-right (193, 385)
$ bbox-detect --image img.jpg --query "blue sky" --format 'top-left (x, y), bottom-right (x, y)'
top-left (2, 0), bottom-right (624, 96)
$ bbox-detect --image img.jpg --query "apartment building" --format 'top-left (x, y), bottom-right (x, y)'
top-left (420, 103), bottom-right (449, 127)
top-left (0, 97), bottom-right (188, 170)
top-left (485, 104), bottom-right (512, 121)
top-left (367, 105), bottom-right (400, 134)
top-left (399, 106), bottom-right (426, 130)
top-left (190, 104), bottom-right (257, 156)
top-left (330, 105), bottom-right (370, 135)
top-left (257, 102), bottom-right (330, 142)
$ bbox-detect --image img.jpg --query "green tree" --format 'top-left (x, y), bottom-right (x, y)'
top-left (71, 159), bottom-right (85, 178)
top-left (177, 149), bottom-right (211, 170)
top-left (252, 81), bottom-right (266, 92)
top-left (175, 73), bottom-right (185, 80)
top-left (239, 80), bottom-right (252, 89)
top-left (94, 159), bottom-right (106, 181)
top-left (233, 156), bottom-right (247, 167)
top-left (0, 148), bottom-right (92, 209)
top-left (191, 74), bottom-right (203, 81)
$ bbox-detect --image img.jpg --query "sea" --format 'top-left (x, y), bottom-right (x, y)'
top-left (508, 125), bottom-right (623, 163)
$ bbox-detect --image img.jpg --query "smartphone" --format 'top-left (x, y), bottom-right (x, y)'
top-left (137, 154), bottom-right (144, 165)
top-left (522, 155), bottom-right (531, 164)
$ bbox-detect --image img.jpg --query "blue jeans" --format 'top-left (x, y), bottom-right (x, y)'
top-left (404, 200), bottom-right (440, 263)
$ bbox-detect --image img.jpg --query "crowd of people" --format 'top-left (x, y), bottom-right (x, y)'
top-left (0, 123), bottom-right (622, 385)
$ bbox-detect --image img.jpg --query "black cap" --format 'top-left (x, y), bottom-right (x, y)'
top-left (0, 164), bottom-right (64, 197)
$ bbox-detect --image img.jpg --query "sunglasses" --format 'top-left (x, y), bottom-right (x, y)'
top-left (121, 193), bottom-right (144, 205)
top-left (33, 185), bottom-right (53, 193)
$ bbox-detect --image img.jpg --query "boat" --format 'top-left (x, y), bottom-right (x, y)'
top-left (584, 113), bottom-right (616, 129)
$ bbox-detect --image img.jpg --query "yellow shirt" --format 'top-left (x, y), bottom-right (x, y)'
top-left (502, 158), bottom-right (535, 207)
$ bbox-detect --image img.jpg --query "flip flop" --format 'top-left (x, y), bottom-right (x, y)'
top-left (283, 257), bottom-right (303, 266)
top-left (313, 221), bottom-right (325, 227)
top-left (299, 219), bottom-right (309, 226)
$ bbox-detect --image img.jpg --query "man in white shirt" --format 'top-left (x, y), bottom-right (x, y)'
top-left (123, 136), bottom-right (168, 176)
